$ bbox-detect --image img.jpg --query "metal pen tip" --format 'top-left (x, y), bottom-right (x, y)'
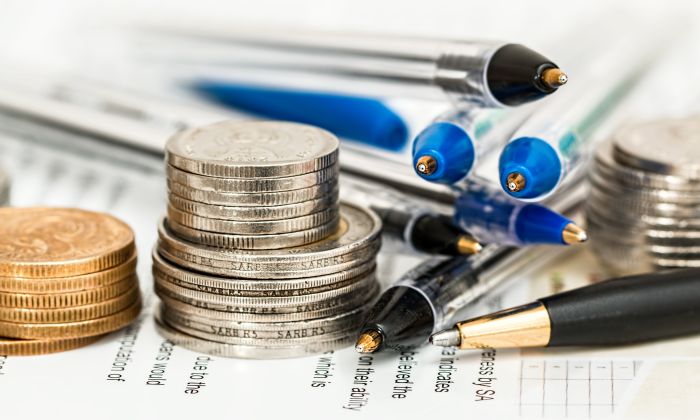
top-left (541, 68), bottom-right (568, 89)
top-left (506, 172), bottom-right (526, 192)
top-left (429, 328), bottom-right (461, 347)
top-left (355, 330), bottom-right (382, 353)
top-left (415, 155), bottom-right (437, 176)
top-left (562, 222), bottom-right (588, 245)
top-left (456, 236), bottom-right (483, 255)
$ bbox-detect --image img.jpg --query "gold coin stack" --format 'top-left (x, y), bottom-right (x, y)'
top-left (0, 208), bottom-right (142, 355)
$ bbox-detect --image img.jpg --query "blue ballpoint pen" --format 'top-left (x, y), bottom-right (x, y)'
top-left (191, 80), bottom-right (409, 151)
top-left (411, 105), bottom-right (538, 185)
top-left (453, 183), bottom-right (587, 246)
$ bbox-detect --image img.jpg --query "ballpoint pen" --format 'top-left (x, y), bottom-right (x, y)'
top-left (354, 181), bottom-right (585, 353)
top-left (141, 26), bottom-right (567, 107)
top-left (453, 183), bottom-right (586, 246)
top-left (498, 33), bottom-right (665, 200)
top-left (192, 81), bottom-right (409, 151)
top-left (430, 267), bottom-right (700, 349)
top-left (354, 241), bottom-right (576, 353)
top-left (342, 180), bottom-right (482, 256)
top-left (412, 106), bottom-right (535, 185)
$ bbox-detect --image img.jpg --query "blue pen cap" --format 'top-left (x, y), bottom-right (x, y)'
top-left (411, 122), bottom-right (474, 185)
top-left (499, 136), bottom-right (561, 199)
top-left (515, 204), bottom-right (571, 245)
top-left (192, 81), bottom-right (408, 151)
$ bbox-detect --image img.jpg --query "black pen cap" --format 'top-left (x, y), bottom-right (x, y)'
top-left (487, 44), bottom-right (560, 106)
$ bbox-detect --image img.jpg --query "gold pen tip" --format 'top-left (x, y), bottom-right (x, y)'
top-left (541, 68), bottom-right (568, 89)
top-left (415, 155), bottom-right (437, 176)
top-left (506, 172), bottom-right (526, 192)
top-left (456, 236), bottom-right (483, 255)
top-left (562, 223), bottom-right (588, 245)
top-left (355, 330), bottom-right (382, 353)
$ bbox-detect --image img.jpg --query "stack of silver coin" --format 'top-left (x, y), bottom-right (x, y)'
top-left (586, 116), bottom-right (700, 275)
top-left (153, 120), bottom-right (382, 358)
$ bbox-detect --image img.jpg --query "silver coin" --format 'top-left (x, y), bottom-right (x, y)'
top-left (166, 216), bottom-right (339, 250)
top-left (167, 203), bottom-right (339, 235)
top-left (166, 163), bottom-right (339, 193)
top-left (156, 285), bottom-right (378, 322)
top-left (155, 282), bottom-right (380, 317)
top-left (154, 265), bottom-right (375, 298)
top-left (589, 171), bottom-right (700, 205)
top-left (164, 318), bottom-right (358, 347)
top-left (168, 178), bottom-right (338, 207)
top-left (155, 315), bottom-right (354, 359)
top-left (594, 144), bottom-right (700, 192)
top-left (585, 203), bottom-right (646, 233)
top-left (166, 121), bottom-right (339, 178)
top-left (653, 257), bottom-right (700, 268)
top-left (168, 190), bottom-right (339, 221)
top-left (588, 187), bottom-right (700, 219)
top-left (157, 242), bottom-right (379, 279)
top-left (160, 303), bottom-right (368, 340)
top-left (646, 227), bottom-right (700, 240)
top-left (648, 244), bottom-right (700, 257)
top-left (164, 301), bottom-right (369, 330)
top-left (152, 248), bottom-right (376, 295)
top-left (613, 117), bottom-right (700, 179)
top-left (159, 203), bottom-right (382, 263)
top-left (154, 269), bottom-right (376, 307)
top-left (587, 192), bottom-right (700, 229)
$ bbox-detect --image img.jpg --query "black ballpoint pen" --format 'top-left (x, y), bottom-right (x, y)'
top-left (354, 183), bottom-right (585, 354)
top-left (374, 208), bottom-right (482, 256)
top-left (343, 180), bottom-right (482, 256)
top-left (430, 268), bottom-right (700, 349)
top-left (143, 26), bottom-right (567, 107)
top-left (354, 244), bottom-right (573, 353)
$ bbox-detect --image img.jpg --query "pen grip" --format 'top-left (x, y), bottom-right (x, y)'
top-left (541, 268), bottom-right (700, 346)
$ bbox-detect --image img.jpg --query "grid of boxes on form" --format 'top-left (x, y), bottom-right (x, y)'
top-left (519, 360), bottom-right (640, 418)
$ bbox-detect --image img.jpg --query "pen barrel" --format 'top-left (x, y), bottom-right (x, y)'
top-left (542, 268), bottom-right (700, 346)
top-left (434, 43), bottom-right (500, 106)
top-left (411, 214), bottom-right (475, 256)
top-left (453, 183), bottom-right (521, 245)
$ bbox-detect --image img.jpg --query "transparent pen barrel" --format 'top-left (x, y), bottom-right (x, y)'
top-left (137, 30), bottom-right (500, 103)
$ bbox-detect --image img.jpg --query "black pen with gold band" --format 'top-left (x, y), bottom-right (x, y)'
top-left (430, 268), bottom-right (700, 349)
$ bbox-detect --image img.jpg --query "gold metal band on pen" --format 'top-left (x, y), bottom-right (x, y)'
top-left (455, 302), bottom-right (551, 349)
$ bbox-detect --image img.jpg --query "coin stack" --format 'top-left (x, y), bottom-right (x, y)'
top-left (586, 116), bottom-right (700, 274)
top-left (154, 120), bottom-right (381, 359)
top-left (0, 208), bottom-right (141, 355)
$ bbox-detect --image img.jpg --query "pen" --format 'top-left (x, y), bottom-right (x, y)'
top-left (412, 107), bottom-right (534, 184)
top-left (191, 81), bottom-right (409, 151)
top-left (376, 209), bottom-right (482, 256)
top-left (430, 267), bottom-right (700, 349)
top-left (143, 26), bottom-right (567, 107)
top-left (453, 183), bottom-right (586, 246)
top-left (342, 180), bottom-right (481, 256)
top-left (354, 243), bottom-right (576, 353)
top-left (354, 181), bottom-right (586, 353)
top-left (498, 34), bottom-right (664, 200)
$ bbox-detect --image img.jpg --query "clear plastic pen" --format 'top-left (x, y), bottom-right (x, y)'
top-left (499, 31), bottom-right (668, 201)
top-left (453, 182), bottom-right (587, 246)
top-left (139, 26), bottom-right (566, 107)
